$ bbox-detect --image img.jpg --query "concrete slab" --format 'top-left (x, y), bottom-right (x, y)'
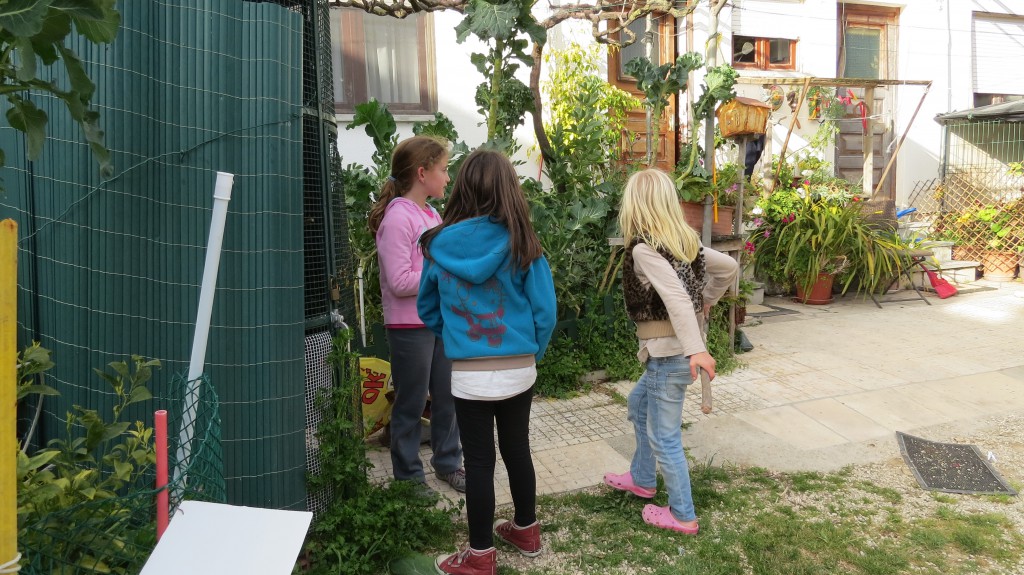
top-left (822, 364), bottom-right (908, 391)
top-left (1000, 365), bottom-right (1024, 381)
top-left (920, 372), bottom-right (1024, 413)
top-left (837, 388), bottom-right (949, 430)
top-left (733, 405), bottom-right (848, 449)
top-left (686, 414), bottom-right (899, 473)
top-left (533, 441), bottom-right (630, 495)
top-left (793, 398), bottom-right (892, 442)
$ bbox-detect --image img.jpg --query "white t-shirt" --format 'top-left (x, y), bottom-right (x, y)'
top-left (451, 366), bottom-right (537, 401)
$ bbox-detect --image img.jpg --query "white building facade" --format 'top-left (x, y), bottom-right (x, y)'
top-left (331, 0), bottom-right (1024, 204)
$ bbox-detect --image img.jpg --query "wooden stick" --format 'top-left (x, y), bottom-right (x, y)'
top-left (700, 316), bottom-right (712, 414)
top-left (774, 77), bottom-right (812, 184)
top-left (874, 83), bottom-right (932, 198)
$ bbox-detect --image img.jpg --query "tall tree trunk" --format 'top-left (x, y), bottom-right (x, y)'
top-left (529, 42), bottom-right (554, 165)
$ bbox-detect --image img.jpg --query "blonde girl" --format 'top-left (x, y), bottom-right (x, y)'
top-left (603, 168), bottom-right (738, 534)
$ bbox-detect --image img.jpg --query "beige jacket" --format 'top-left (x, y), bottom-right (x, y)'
top-left (631, 244), bottom-right (740, 362)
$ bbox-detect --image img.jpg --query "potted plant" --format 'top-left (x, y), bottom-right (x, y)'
top-left (675, 159), bottom-right (740, 235)
top-left (748, 189), bottom-right (905, 304)
top-left (937, 201), bottom-right (1022, 280)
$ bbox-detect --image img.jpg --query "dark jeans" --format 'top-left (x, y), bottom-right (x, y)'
top-left (387, 328), bottom-right (461, 482)
top-left (454, 388), bottom-right (536, 550)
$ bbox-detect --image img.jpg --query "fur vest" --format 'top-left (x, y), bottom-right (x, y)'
top-left (622, 241), bottom-right (707, 323)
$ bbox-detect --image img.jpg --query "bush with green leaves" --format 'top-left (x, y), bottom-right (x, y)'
top-left (16, 343), bottom-right (160, 574)
top-left (303, 330), bottom-right (461, 575)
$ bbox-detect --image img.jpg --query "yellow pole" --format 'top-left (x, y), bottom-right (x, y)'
top-left (0, 219), bottom-right (17, 569)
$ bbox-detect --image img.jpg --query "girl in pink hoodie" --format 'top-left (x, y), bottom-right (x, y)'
top-left (368, 136), bottom-right (464, 494)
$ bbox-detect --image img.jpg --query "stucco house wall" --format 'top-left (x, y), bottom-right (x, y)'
top-left (334, 0), bottom-right (1024, 205)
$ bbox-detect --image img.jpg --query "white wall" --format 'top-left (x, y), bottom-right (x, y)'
top-left (729, 0), bottom-right (838, 176)
top-left (334, 10), bottom-right (543, 179)
top-left (335, 0), bottom-right (1024, 201)
top-left (892, 0), bottom-right (1022, 204)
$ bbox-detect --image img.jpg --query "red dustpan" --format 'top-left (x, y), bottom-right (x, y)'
top-left (921, 266), bottom-right (958, 299)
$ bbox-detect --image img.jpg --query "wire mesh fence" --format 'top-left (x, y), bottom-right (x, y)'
top-left (19, 374), bottom-right (223, 575)
top-left (905, 118), bottom-right (1023, 277)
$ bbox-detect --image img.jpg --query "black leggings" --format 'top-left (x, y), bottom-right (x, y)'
top-left (454, 388), bottom-right (537, 550)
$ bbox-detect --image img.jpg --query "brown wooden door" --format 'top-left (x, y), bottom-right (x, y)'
top-left (609, 14), bottom-right (677, 171)
top-left (836, 4), bottom-right (899, 198)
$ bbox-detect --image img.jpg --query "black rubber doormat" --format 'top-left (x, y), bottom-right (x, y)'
top-left (896, 432), bottom-right (1017, 496)
top-left (747, 303), bottom-right (800, 318)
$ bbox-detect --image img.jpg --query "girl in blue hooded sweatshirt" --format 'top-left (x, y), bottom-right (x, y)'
top-left (419, 148), bottom-right (557, 575)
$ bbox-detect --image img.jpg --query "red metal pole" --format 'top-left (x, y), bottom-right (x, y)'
top-left (155, 410), bottom-right (169, 540)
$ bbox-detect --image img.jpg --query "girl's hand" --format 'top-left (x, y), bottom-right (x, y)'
top-left (689, 351), bottom-right (716, 382)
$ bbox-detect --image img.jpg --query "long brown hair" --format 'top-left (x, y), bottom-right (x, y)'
top-left (367, 136), bottom-right (449, 235)
top-left (421, 148), bottom-right (542, 271)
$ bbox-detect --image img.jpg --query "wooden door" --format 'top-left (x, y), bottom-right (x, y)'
top-left (609, 14), bottom-right (677, 171)
top-left (836, 4), bottom-right (898, 198)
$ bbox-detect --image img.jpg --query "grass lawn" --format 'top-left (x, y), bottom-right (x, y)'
top-left (425, 462), bottom-right (1023, 575)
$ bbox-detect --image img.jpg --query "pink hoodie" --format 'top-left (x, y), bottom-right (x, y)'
top-left (375, 197), bottom-right (442, 326)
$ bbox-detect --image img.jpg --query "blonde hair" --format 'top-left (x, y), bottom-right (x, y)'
top-left (619, 168), bottom-right (701, 262)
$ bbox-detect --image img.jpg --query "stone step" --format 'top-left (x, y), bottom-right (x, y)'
top-left (908, 260), bottom-right (981, 287)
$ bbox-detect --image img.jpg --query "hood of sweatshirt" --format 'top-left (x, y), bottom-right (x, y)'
top-left (427, 216), bottom-right (509, 284)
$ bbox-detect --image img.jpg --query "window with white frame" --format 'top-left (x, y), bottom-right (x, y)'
top-left (329, 8), bottom-right (437, 114)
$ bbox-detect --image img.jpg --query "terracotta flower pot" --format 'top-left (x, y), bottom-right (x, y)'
top-left (980, 250), bottom-right (1019, 281)
top-left (794, 273), bottom-right (835, 305)
top-left (680, 201), bottom-right (735, 236)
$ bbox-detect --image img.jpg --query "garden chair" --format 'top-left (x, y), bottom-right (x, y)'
top-left (857, 198), bottom-right (932, 308)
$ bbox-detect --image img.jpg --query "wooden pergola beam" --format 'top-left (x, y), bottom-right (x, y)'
top-left (735, 77), bottom-right (931, 88)
top-left (738, 76), bottom-right (931, 197)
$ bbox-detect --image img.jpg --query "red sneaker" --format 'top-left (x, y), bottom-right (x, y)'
top-left (435, 547), bottom-right (496, 575)
top-left (493, 519), bottom-right (542, 557)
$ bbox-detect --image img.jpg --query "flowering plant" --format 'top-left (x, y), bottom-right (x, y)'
top-left (747, 186), bottom-right (905, 297)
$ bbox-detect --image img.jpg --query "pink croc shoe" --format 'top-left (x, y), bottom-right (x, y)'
top-left (642, 504), bottom-right (699, 535)
top-left (603, 471), bottom-right (656, 499)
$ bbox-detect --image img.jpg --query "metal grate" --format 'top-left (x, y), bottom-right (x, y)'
top-left (303, 329), bottom-right (335, 515)
top-left (259, 0), bottom-right (359, 513)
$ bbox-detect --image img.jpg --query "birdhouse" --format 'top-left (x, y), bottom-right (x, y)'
top-left (716, 97), bottom-right (772, 138)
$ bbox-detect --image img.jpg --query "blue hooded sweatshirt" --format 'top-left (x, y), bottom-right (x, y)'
top-left (417, 216), bottom-right (557, 364)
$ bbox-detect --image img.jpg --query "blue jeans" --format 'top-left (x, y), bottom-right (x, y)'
top-left (627, 354), bottom-right (696, 522)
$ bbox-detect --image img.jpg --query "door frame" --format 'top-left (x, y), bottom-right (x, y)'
top-left (608, 13), bottom-right (678, 171)
top-left (836, 3), bottom-right (900, 197)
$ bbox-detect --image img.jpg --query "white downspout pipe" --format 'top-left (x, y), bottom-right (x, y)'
top-left (173, 171), bottom-right (234, 494)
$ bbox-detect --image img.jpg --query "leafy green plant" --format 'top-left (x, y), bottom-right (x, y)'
top-left (748, 193), bottom-right (904, 297)
top-left (625, 53), bottom-right (703, 167)
top-left (303, 330), bottom-right (461, 575)
top-left (0, 0), bottom-right (120, 185)
top-left (455, 0), bottom-right (545, 144)
top-left (964, 201), bottom-right (1023, 252)
top-left (17, 345), bottom-right (160, 574)
top-left (544, 44), bottom-right (637, 150)
top-left (531, 47), bottom-right (637, 317)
